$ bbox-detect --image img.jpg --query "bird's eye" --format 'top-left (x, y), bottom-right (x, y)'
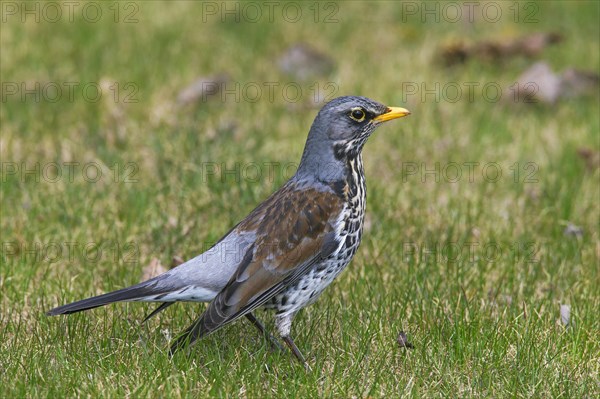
top-left (349, 108), bottom-right (366, 122)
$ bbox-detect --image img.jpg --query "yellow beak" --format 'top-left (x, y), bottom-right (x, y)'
top-left (373, 106), bottom-right (411, 123)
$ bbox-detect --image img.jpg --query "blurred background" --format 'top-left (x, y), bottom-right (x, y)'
top-left (1, 1), bottom-right (599, 397)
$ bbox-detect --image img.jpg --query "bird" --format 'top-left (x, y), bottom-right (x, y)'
top-left (47, 96), bottom-right (410, 367)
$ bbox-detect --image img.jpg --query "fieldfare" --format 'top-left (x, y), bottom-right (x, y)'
top-left (47, 96), bottom-right (410, 367)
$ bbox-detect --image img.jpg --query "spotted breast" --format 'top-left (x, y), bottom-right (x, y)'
top-left (265, 150), bottom-right (367, 319)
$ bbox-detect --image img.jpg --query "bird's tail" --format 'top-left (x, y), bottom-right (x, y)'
top-left (169, 315), bottom-right (206, 356)
top-left (46, 275), bottom-right (173, 316)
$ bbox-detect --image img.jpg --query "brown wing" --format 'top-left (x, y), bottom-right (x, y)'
top-left (169, 181), bottom-right (343, 355)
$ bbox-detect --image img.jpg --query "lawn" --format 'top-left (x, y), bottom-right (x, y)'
top-left (1, 1), bottom-right (599, 397)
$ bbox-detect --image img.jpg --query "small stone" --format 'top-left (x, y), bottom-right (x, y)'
top-left (277, 44), bottom-right (335, 81)
top-left (513, 62), bottom-right (562, 104)
top-left (560, 304), bottom-right (571, 326)
top-left (177, 73), bottom-right (229, 105)
top-left (564, 223), bottom-right (583, 237)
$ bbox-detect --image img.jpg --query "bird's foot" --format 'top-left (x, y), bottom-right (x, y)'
top-left (282, 335), bottom-right (310, 371)
top-left (245, 313), bottom-right (284, 352)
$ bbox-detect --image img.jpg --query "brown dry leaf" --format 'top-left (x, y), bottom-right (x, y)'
top-left (363, 213), bottom-right (373, 233)
top-left (577, 148), bottom-right (600, 171)
top-left (171, 255), bottom-right (184, 268)
top-left (561, 69), bottom-right (600, 98)
top-left (517, 32), bottom-right (563, 56)
top-left (439, 32), bottom-right (562, 66)
top-left (439, 42), bottom-right (470, 66)
top-left (397, 331), bottom-right (414, 349)
top-left (141, 257), bottom-right (168, 282)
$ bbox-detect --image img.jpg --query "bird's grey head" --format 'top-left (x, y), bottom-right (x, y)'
top-left (296, 96), bottom-right (410, 182)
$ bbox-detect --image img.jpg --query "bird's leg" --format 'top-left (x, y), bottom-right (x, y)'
top-left (282, 335), bottom-right (309, 370)
top-left (245, 313), bottom-right (284, 352)
top-left (275, 313), bottom-right (310, 370)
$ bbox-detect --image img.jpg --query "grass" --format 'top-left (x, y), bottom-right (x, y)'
top-left (1, 1), bottom-right (599, 397)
